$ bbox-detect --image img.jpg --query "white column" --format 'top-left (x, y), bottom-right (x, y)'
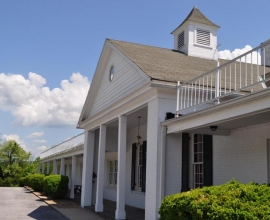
top-left (115, 116), bottom-right (127, 219)
top-left (81, 130), bottom-right (95, 206)
top-left (53, 159), bottom-right (57, 174)
top-left (42, 163), bottom-right (45, 173)
top-left (159, 126), bottom-right (167, 209)
top-left (47, 161), bottom-right (50, 174)
top-left (60, 158), bottom-right (65, 175)
top-left (95, 125), bottom-right (106, 212)
top-left (145, 98), bottom-right (174, 219)
top-left (70, 155), bottom-right (77, 199)
top-left (37, 163), bottom-right (40, 173)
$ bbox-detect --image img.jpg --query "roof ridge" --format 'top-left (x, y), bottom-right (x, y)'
top-left (107, 38), bottom-right (174, 52)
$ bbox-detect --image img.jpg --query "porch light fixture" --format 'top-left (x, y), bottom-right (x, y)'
top-left (210, 126), bottom-right (218, 131)
top-left (136, 116), bottom-right (142, 146)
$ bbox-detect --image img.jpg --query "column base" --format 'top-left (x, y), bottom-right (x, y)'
top-left (115, 210), bottom-right (126, 219)
top-left (95, 203), bottom-right (103, 212)
top-left (70, 191), bottom-right (74, 199)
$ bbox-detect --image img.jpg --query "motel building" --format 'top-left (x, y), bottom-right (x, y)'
top-left (39, 6), bottom-right (270, 220)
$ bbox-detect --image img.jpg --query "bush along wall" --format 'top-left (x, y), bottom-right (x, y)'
top-left (43, 175), bottom-right (69, 199)
top-left (159, 180), bottom-right (270, 220)
top-left (28, 174), bottom-right (45, 191)
top-left (19, 176), bottom-right (26, 187)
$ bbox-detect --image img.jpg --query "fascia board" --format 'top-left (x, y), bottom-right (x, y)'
top-left (40, 148), bottom-right (84, 162)
top-left (107, 41), bottom-right (151, 81)
top-left (77, 39), bottom-right (112, 125)
top-left (78, 83), bottom-right (157, 131)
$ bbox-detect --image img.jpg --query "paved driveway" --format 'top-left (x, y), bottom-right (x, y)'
top-left (0, 187), bottom-right (67, 220)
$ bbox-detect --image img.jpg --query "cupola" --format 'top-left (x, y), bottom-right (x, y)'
top-left (171, 6), bottom-right (220, 60)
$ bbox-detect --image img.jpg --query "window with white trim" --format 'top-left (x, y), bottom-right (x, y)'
top-left (193, 134), bottom-right (203, 188)
top-left (131, 141), bottom-right (147, 192)
top-left (107, 160), bottom-right (118, 187)
top-left (196, 28), bottom-right (210, 46)
top-left (138, 144), bottom-right (144, 190)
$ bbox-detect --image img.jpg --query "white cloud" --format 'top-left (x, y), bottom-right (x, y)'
top-left (0, 72), bottom-right (90, 127)
top-left (36, 145), bottom-right (47, 151)
top-left (27, 131), bottom-right (44, 138)
top-left (34, 139), bottom-right (46, 143)
top-left (218, 45), bottom-right (261, 64)
top-left (2, 134), bottom-right (27, 150)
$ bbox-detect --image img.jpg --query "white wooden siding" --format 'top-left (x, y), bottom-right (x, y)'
top-left (89, 50), bottom-right (147, 118)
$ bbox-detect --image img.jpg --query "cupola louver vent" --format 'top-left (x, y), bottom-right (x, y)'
top-left (177, 31), bottom-right (185, 50)
top-left (196, 29), bottom-right (210, 46)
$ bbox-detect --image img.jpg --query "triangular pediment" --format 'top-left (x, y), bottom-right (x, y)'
top-left (77, 39), bottom-right (150, 126)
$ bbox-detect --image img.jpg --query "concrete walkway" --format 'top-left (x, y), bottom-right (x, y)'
top-left (12, 187), bottom-right (144, 220)
top-left (52, 206), bottom-right (104, 220)
top-left (0, 187), bottom-right (67, 220)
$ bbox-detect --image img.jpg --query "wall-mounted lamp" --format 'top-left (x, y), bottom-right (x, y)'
top-left (210, 126), bottom-right (218, 131)
top-left (136, 116), bottom-right (141, 146)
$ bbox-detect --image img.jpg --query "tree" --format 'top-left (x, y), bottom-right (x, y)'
top-left (0, 140), bottom-right (32, 179)
top-left (0, 140), bottom-right (31, 167)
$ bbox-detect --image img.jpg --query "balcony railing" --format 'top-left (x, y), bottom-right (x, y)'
top-left (40, 133), bottom-right (85, 160)
top-left (176, 39), bottom-right (270, 115)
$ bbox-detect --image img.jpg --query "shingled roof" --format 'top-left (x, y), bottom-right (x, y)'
top-left (108, 39), bottom-right (270, 87)
top-left (109, 39), bottom-right (224, 83)
top-left (171, 6), bottom-right (220, 34)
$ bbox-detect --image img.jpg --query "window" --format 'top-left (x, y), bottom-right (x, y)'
top-left (177, 31), bottom-right (185, 50)
top-left (193, 134), bottom-right (203, 188)
top-left (191, 134), bottom-right (213, 189)
top-left (107, 160), bottom-right (118, 187)
top-left (131, 141), bottom-right (147, 192)
top-left (109, 65), bottom-right (114, 82)
top-left (196, 28), bottom-right (210, 46)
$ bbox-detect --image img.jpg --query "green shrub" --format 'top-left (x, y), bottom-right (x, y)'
top-left (159, 180), bottom-right (270, 220)
top-left (23, 175), bottom-right (31, 186)
top-left (19, 176), bottom-right (26, 187)
top-left (28, 174), bottom-right (45, 191)
top-left (2, 177), bottom-right (18, 187)
top-left (0, 178), bottom-right (3, 187)
top-left (43, 175), bottom-right (69, 199)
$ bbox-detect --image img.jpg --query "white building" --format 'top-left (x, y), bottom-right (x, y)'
top-left (39, 6), bottom-right (270, 220)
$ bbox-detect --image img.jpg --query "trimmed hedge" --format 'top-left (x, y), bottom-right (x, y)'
top-left (23, 175), bottom-right (31, 187)
top-left (19, 176), bottom-right (26, 187)
top-left (28, 174), bottom-right (45, 191)
top-left (159, 180), bottom-right (270, 220)
top-left (43, 175), bottom-right (69, 199)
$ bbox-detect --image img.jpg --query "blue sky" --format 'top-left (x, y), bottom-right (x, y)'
top-left (0, 0), bottom-right (269, 157)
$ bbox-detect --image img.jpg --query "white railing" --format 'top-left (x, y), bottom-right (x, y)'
top-left (40, 133), bottom-right (85, 159)
top-left (176, 39), bottom-right (270, 115)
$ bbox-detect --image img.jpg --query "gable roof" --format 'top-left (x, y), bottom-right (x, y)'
top-left (109, 39), bottom-right (222, 83)
top-left (109, 39), bottom-right (270, 87)
top-left (171, 6), bottom-right (220, 34)
top-left (78, 38), bottom-right (270, 125)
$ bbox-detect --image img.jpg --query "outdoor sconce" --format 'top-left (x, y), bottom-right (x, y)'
top-left (136, 116), bottom-right (141, 146)
top-left (210, 126), bottom-right (218, 131)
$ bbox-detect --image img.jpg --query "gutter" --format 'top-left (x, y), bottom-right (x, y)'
top-left (150, 80), bottom-right (177, 89)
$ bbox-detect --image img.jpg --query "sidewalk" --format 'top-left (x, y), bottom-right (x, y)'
top-left (50, 206), bottom-right (105, 220)
top-left (27, 188), bottom-right (104, 220)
